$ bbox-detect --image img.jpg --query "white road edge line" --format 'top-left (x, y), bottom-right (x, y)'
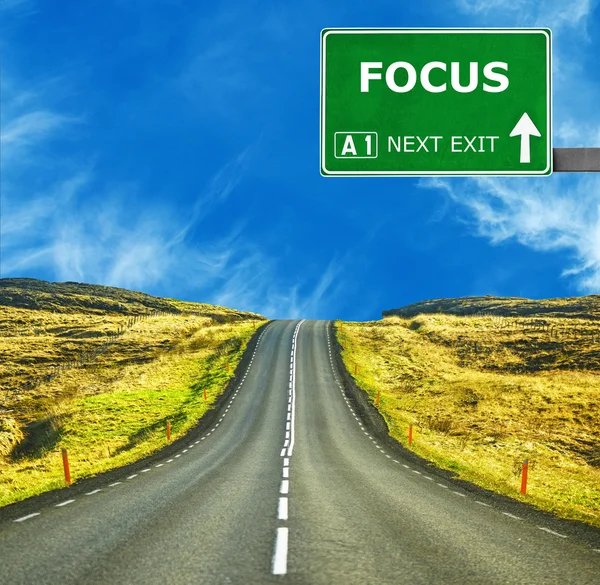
top-left (538, 526), bottom-right (567, 538)
top-left (14, 513), bottom-right (40, 522)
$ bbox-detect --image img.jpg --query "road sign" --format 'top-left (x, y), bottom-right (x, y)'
top-left (320, 28), bottom-right (552, 176)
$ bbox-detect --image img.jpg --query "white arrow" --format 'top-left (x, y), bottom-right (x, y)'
top-left (509, 112), bottom-right (541, 164)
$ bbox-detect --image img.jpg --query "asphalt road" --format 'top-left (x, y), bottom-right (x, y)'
top-left (0, 320), bottom-right (598, 584)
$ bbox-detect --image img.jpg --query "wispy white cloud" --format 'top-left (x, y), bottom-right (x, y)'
top-left (457, 0), bottom-right (593, 31)
top-left (423, 175), bottom-right (600, 287)
top-left (424, 0), bottom-right (600, 294)
top-left (1, 111), bottom-right (76, 155)
top-left (0, 69), bottom-right (269, 305)
top-left (2, 142), bottom-right (265, 294)
top-left (0, 80), bottom-right (340, 317)
top-left (0, 0), bottom-right (35, 15)
top-left (0, 3), bottom-right (348, 319)
top-left (171, 144), bottom-right (257, 247)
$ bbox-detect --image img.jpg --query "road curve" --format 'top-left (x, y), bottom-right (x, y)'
top-left (0, 319), bottom-right (598, 584)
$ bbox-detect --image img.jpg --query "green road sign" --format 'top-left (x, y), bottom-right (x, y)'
top-left (320, 28), bottom-right (552, 176)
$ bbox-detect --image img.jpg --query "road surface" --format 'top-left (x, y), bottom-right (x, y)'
top-left (0, 320), bottom-right (598, 584)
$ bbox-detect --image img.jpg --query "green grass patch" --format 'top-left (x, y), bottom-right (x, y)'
top-left (0, 322), bottom-right (260, 507)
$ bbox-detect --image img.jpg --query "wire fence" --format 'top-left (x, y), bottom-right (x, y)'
top-left (471, 310), bottom-right (600, 342)
top-left (1, 310), bottom-right (179, 399)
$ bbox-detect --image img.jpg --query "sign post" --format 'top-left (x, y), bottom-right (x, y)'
top-left (320, 28), bottom-right (552, 176)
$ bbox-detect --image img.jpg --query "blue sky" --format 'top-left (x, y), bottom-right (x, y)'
top-left (1, 0), bottom-right (600, 321)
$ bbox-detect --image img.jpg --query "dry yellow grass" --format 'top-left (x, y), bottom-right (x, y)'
top-left (337, 313), bottom-right (600, 527)
top-left (0, 279), bottom-right (266, 507)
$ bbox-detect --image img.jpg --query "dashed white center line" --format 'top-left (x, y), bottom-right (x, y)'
top-left (272, 527), bottom-right (289, 575)
top-left (437, 483), bottom-right (448, 489)
top-left (127, 474), bottom-right (138, 479)
top-left (278, 497), bottom-right (289, 520)
top-left (283, 467), bottom-right (289, 478)
top-left (86, 489), bottom-right (102, 495)
top-left (503, 512), bottom-right (522, 520)
top-left (475, 501), bottom-right (491, 507)
top-left (155, 463), bottom-right (164, 468)
top-left (141, 468), bottom-right (151, 473)
top-left (109, 481), bottom-right (122, 487)
top-left (55, 499), bottom-right (75, 507)
top-left (14, 513), bottom-right (40, 522)
top-left (452, 491), bottom-right (466, 497)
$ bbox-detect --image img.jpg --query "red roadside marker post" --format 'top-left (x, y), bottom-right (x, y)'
top-left (203, 388), bottom-right (207, 401)
top-left (375, 390), bottom-right (380, 405)
top-left (408, 424), bottom-right (413, 446)
top-left (61, 448), bottom-right (71, 486)
top-left (520, 459), bottom-right (529, 494)
top-left (166, 420), bottom-right (171, 442)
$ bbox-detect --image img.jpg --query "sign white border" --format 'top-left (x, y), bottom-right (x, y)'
top-left (320, 28), bottom-right (552, 177)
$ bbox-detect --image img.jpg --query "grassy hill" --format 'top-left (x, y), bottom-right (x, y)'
top-left (0, 278), bottom-right (266, 507)
top-left (383, 294), bottom-right (600, 320)
top-left (339, 295), bottom-right (600, 527)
